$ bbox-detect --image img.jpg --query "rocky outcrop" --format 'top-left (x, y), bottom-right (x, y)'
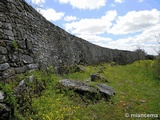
top-left (0, 0), bottom-right (145, 80)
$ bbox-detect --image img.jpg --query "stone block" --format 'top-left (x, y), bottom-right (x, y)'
top-left (0, 40), bottom-right (6, 47)
top-left (18, 41), bottom-right (26, 49)
top-left (0, 55), bottom-right (7, 64)
top-left (0, 46), bottom-right (7, 54)
top-left (14, 66), bottom-right (27, 74)
top-left (9, 53), bottom-right (20, 62)
top-left (26, 64), bottom-right (38, 70)
top-left (59, 79), bottom-right (115, 100)
top-left (25, 39), bottom-right (32, 50)
top-left (0, 63), bottom-right (10, 71)
top-left (96, 84), bottom-right (115, 96)
top-left (22, 55), bottom-right (34, 64)
top-left (3, 29), bottom-right (14, 36)
top-left (3, 23), bottom-right (12, 30)
top-left (2, 68), bottom-right (15, 78)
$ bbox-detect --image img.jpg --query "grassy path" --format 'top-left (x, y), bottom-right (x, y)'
top-left (25, 60), bottom-right (160, 120)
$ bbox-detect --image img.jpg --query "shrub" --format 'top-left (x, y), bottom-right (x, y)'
top-left (152, 56), bottom-right (160, 80)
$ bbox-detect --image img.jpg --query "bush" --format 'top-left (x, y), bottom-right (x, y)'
top-left (152, 56), bottom-right (160, 80)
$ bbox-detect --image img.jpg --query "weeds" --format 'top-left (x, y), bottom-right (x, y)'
top-left (28, 60), bottom-right (160, 120)
top-left (11, 40), bottom-right (19, 51)
top-left (1, 60), bottom-right (160, 119)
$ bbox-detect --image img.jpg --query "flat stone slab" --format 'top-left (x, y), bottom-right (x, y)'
top-left (96, 84), bottom-right (115, 96)
top-left (59, 79), bottom-right (97, 93)
top-left (59, 79), bottom-right (115, 100)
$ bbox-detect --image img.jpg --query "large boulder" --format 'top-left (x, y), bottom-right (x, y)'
top-left (59, 79), bottom-right (97, 93)
top-left (96, 84), bottom-right (115, 96)
top-left (58, 79), bottom-right (115, 100)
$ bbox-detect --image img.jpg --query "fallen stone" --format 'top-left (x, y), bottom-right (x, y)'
top-left (58, 79), bottom-right (115, 100)
top-left (59, 79), bottom-right (97, 93)
top-left (96, 84), bottom-right (115, 96)
top-left (14, 79), bottom-right (26, 94)
top-left (90, 74), bottom-right (101, 81)
top-left (90, 74), bottom-right (108, 82)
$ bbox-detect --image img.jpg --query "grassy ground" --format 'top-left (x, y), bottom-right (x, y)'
top-left (18, 60), bottom-right (160, 119)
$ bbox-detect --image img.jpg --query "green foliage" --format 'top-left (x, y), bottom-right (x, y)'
top-left (11, 40), bottom-right (19, 51)
top-left (0, 83), bottom-right (16, 108)
top-left (26, 60), bottom-right (160, 120)
top-left (2, 60), bottom-right (160, 120)
top-left (152, 56), bottom-right (160, 80)
top-left (47, 65), bottom-right (55, 75)
top-left (0, 83), bottom-right (22, 119)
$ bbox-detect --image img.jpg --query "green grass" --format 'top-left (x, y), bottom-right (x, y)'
top-left (10, 60), bottom-right (160, 119)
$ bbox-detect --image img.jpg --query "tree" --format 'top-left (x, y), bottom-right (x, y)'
top-left (135, 48), bottom-right (146, 61)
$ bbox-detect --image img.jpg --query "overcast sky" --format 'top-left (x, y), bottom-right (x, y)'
top-left (25, 0), bottom-right (160, 55)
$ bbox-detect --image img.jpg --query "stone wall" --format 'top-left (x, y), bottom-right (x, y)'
top-left (0, 0), bottom-right (145, 80)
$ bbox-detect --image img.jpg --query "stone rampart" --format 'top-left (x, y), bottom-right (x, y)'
top-left (0, 0), bottom-right (145, 80)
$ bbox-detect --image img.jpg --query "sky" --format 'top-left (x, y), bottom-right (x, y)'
top-left (25, 0), bottom-right (160, 55)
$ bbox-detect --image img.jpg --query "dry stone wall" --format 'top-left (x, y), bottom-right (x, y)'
top-left (0, 0), bottom-right (145, 80)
